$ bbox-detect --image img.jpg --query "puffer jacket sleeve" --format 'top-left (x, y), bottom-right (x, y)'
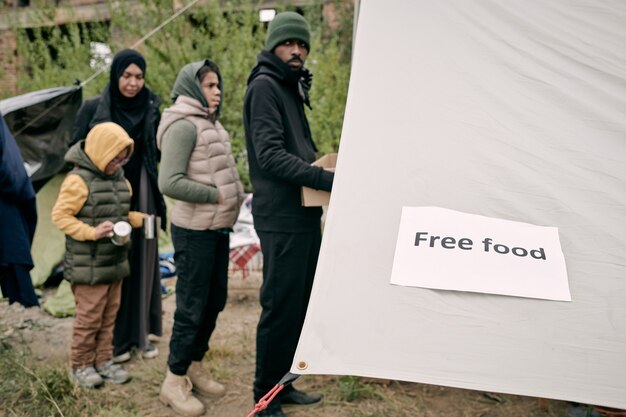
top-left (51, 174), bottom-right (96, 241)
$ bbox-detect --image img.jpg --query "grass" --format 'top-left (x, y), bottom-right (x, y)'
top-left (335, 376), bottom-right (380, 402)
top-left (0, 343), bottom-right (139, 417)
top-left (0, 294), bottom-right (574, 417)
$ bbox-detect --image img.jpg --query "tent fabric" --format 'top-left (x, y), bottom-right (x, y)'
top-left (294, 0), bottom-right (626, 409)
top-left (29, 174), bottom-right (66, 287)
top-left (0, 86), bottom-right (82, 189)
top-left (43, 280), bottom-right (75, 318)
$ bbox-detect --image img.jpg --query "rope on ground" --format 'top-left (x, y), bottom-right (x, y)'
top-left (246, 372), bottom-right (301, 417)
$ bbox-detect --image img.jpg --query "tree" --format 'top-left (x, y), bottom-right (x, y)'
top-left (7, 0), bottom-right (353, 190)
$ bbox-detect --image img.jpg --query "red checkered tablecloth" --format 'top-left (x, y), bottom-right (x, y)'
top-left (229, 244), bottom-right (261, 278)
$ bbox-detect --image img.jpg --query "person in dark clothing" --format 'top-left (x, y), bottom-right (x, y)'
top-left (0, 114), bottom-right (39, 308)
top-left (72, 49), bottom-right (166, 362)
top-left (243, 12), bottom-right (334, 417)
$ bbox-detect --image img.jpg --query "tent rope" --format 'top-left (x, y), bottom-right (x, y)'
top-left (10, 0), bottom-right (200, 138)
top-left (246, 384), bottom-right (285, 417)
top-left (246, 372), bottom-right (301, 417)
top-left (80, 0), bottom-right (201, 88)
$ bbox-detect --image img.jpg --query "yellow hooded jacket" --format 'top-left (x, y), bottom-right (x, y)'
top-left (52, 122), bottom-right (144, 241)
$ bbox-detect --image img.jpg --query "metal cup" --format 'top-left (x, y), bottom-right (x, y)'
top-left (143, 215), bottom-right (155, 240)
top-left (111, 221), bottom-right (132, 246)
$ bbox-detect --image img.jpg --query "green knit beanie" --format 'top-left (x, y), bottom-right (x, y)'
top-left (265, 11), bottom-right (311, 52)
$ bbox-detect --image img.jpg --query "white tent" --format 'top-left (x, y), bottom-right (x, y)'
top-left (294, 0), bottom-right (626, 409)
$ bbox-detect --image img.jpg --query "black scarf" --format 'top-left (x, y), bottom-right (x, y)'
top-left (298, 67), bottom-right (313, 110)
top-left (250, 51), bottom-right (313, 109)
top-left (108, 49), bottom-right (150, 140)
top-left (108, 49), bottom-right (151, 192)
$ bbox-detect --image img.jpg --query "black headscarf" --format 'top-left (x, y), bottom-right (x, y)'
top-left (108, 49), bottom-right (150, 139)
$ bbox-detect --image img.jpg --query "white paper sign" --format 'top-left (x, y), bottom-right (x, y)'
top-left (390, 207), bottom-right (570, 301)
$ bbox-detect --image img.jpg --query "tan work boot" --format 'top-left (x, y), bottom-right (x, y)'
top-left (187, 361), bottom-right (226, 398)
top-left (159, 370), bottom-right (205, 417)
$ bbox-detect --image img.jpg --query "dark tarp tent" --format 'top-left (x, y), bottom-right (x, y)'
top-left (0, 86), bottom-right (82, 191)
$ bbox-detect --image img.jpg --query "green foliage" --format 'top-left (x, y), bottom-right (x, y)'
top-left (13, 7), bottom-right (111, 96)
top-left (6, 0), bottom-right (354, 190)
top-left (307, 31), bottom-right (352, 155)
top-left (336, 375), bottom-right (379, 402)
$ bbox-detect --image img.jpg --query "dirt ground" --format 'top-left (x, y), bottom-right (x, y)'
top-left (0, 270), bottom-right (575, 417)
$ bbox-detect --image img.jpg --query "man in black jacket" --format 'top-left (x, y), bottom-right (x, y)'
top-left (243, 11), bottom-right (334, 417)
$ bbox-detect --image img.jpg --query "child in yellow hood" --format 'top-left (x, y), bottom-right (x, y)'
top-left (52, 122), bottom-right (146, 388)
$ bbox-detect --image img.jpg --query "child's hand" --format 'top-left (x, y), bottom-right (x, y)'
top-left (95, 220), bottom-right (115, 240)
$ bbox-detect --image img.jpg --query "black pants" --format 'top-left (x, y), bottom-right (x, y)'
top-left (167, 224), bottom-right (229, 376)
top-left (253, 229), bottom-right (322, 401)
top-left (113, 227), bottom-right (162, 356)
top-left (114, 166), bottom-right (162, 356)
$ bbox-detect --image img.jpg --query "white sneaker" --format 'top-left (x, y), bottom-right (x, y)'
top-left (71, 366), bottom-right (103, 388)
top-left (142, 342), bottom-right (159, 359)
top-left (96, 360), bottom-right (131, 384)
top-left (112, 351), bottom-right (131, 363)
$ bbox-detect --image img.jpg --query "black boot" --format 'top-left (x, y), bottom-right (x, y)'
top-left (280, 387), bottom-right (322, 405)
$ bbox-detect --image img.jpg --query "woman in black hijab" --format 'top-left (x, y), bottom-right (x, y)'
top-left (72, 49), bottom-right (166, 362)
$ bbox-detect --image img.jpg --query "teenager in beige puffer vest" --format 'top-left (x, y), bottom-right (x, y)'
top-left (157, 96), bottom-right (242, 230)
top-left (156, 59), bottom-right (243, 417)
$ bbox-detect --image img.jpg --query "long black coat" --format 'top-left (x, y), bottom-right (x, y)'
top-left (0, 114), bottom-right (37, 267)
top-left (0, 114), bottom-right (39, 306)
top-left (71, 87), bottom-right (166, 228)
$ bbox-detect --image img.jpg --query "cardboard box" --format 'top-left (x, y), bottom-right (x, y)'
top-left (301, 153), bottom-right (337, 206)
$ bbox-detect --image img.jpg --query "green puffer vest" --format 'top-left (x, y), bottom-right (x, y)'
top-left (63, 167), bottom-right (132, 285)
